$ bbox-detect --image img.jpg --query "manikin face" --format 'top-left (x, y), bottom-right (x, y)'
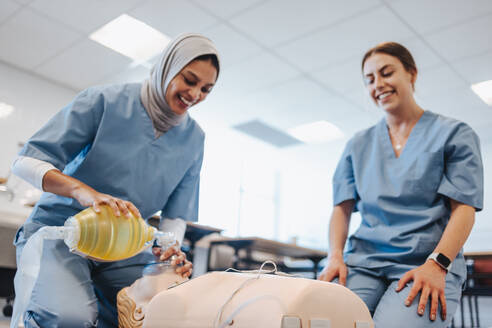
top-left (165, 59), bottom-right (217, 115)
top-left (362, 53), bottom-right (416, 114)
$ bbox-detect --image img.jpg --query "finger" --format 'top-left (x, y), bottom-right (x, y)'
top-left (318, 269), bottom-right (333, 282)
top-left (115, 199), bottom-right (130, 218)
top-left (92, 201), bottom-right (101, 213)
top-left (160, 246), bottom-right (179, 261)
top-left (396, 272), bottom-right (412, 292)
top-left (405, 282), bottom-right (421, 307)
top-left (172, 253), bottom-right (186, 266)
top-left (417, 286), bottom-right (430, 316)
top-left (339, 266), bottom-right (347, 286)
top-left (176, 262), bottom-right (192, 274)
top-left (107, 199), bottom-right (121, 216)
top-left (152, 247), bottom-right (162, 257)
top-left (182, 267), bottom-right (192, 278)
top-left (429, 290), bottom-right (438, 321)
top-left (126, 202), bottom-right (141, 219)
top-left (116, 199), bottom-right (131, 218)
top-left (439, 292), bottom-right (447, 321)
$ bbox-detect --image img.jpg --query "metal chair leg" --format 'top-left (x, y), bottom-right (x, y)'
top-left (460, 295), bottom-right (464, 328)
top-left (467, 294), bottom-right (474, 327)
top-left (473, 295), bottom-right (479, 328)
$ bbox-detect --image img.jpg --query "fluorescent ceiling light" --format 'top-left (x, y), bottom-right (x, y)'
top-left (0, 102), bottom-right (14, 119)
top-left (471, 80), bottom-right (492, 106)
top-left (90, 14), bottom-right (170, 62)
top-left (288, 120), bottom-right (344, 144)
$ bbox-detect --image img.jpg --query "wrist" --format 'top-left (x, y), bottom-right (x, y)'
top-left (426, 259), bottom-right (448, 274)
top-left (426, 252), bottom-right (452, 273)
top-left (328, 250), bottom-right (344, 260)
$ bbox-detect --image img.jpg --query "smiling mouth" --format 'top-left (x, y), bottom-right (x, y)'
top-left (178, 94), bottom-right (195, 107)
top-left (376, 90), bottom-right (395, 100)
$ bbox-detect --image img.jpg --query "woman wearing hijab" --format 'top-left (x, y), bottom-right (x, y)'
top-left (10, 33), bottom-right (220, 327)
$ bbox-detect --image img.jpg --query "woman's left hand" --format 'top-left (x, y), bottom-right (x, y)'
top-left (152, 244), bottom-right (193, 278)
top-left (396, 260), bottom-right (447, 321)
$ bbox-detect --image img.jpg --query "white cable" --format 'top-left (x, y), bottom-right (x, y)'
top-left (219, 294), bottom-right (286, 328)
top-left (214, 260), bottom-right (290, 328)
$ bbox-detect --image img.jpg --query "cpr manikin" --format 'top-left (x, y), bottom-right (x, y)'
top-left (117, 262), bottom-right (374, 328)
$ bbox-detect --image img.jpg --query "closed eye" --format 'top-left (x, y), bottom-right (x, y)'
top-left (183, 76), bottom-right (197, 86)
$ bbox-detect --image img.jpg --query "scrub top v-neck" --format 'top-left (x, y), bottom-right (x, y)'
top-left (381, 112), bottom-right (425, 160)
top-left (332, 110), bottom-right (483, 280)
top-left (15, 83), bottom-right (205, 245)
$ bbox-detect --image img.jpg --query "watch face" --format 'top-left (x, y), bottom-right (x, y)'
top-left (436, 253), bottom-right (451, 267)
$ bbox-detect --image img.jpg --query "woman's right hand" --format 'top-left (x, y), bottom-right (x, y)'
top-left (72, 185), bottom-right (141, 219)
top-left (317, 254), bottom-right (348, 285)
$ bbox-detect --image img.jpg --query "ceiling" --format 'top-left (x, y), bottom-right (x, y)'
top-left (1, 0), bottom-right (492, 148)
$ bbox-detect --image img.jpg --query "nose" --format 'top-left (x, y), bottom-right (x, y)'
top-left (189, 87), bottom-right (202, 103)
top-left (374, 75), bottom-right (385, 90)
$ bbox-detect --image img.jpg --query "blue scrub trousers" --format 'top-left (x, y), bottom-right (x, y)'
top-left (16, 239), bottom-right (154, 328)
top-left (336, 266), bottom-right (464, 328)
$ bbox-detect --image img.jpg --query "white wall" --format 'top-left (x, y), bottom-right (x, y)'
top-left (0, 62), bottom-right (76, 177)
top-left (0, 62), bottom-right (77, 210)
top-left (466, 140), bottom-right (492, 251)
top-left (0, 62), bottom-right (490, 254)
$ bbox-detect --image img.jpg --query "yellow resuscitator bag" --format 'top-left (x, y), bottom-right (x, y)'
top-left (10, 205), bottom-right (174, 328)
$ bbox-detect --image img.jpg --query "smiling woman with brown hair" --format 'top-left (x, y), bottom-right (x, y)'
top-left (319, 42), bottom-right (483, 328)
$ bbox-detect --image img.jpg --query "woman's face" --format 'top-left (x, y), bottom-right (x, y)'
top-left (362, 53), bottom-right (416, 114)
top-left (165, 59), bottom-right (217, 115)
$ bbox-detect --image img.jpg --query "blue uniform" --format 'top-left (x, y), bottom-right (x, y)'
top-left (14, 83), bottom-right (205, 327)
top-left (332, 110), bottom-right (483, 327)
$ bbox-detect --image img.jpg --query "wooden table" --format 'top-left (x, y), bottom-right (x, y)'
top-left (207, 236), bottom-right (327, 278)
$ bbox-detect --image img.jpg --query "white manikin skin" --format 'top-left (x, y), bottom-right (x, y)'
top-left (117, 269), bottom-right (188, 327)
top-left (140, 272), bottom-right (374, 328)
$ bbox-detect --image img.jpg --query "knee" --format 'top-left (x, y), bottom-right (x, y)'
top-left (24, 303), bottom-right (98, 328)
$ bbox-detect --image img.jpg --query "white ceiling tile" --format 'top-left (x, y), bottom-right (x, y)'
top-left (402, 37), bottom-right (443, 69)
top-left (0, 7), bottom-right (82, 69)
top-left (13, 0), bottom-right (34, 5)
top-left (190, 0), bottom-right (265, 19)
top-left (388, 0), bottom-right (492, 34)
top-left (452, 50), bottom-right (492, 84)
top-left (34, 39), bottom-right (132, 90)
top-left (310, 56), bottom-right (364, 95)
top-left (415, 64), bottom-right (467, 98)
top-left (218, 51), bottom-right (299, 96)
top-left (0, 0), bottom-right (20, 24)
top-left (203, 23), bottom-right (263, 70)
top-left (276, 6), bottom-right (416, 72)
top-left (424, 14), bottom-right (492, 62)
top-left (237, 76), bottom-right (364, 130)
top-left (97, 63), bottom-right (150, 86)
top-left (344, 87), bottom-right (380, 113)
top-left (417, 86), bottom-right (489, 118)
top-left (29, 0), bottom-right (144, 33)
top-left (229, 0), bottom-right (381, 47)
top-left (130, 0), bottom-right (218, 39)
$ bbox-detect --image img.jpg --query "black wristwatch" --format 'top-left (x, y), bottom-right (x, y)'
top-left (427, 252), bottom-right (452, 272)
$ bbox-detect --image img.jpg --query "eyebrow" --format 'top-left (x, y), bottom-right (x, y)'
top-left (183, 70), bottom-right (215, 87)
top-left (364, 64), bottom-right (394, 77)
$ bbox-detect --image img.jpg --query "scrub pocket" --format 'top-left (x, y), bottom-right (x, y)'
top-left (412, 151), bottom-right (443, 193)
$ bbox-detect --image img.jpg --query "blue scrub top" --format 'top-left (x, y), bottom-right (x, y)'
top-left (16, 83), bottom-right (204, 244)
top-left (333, 110), bottom-right (483, 279)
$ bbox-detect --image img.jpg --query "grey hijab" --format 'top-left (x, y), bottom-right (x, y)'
top-left (140, 33), bottom-right (219, 137)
